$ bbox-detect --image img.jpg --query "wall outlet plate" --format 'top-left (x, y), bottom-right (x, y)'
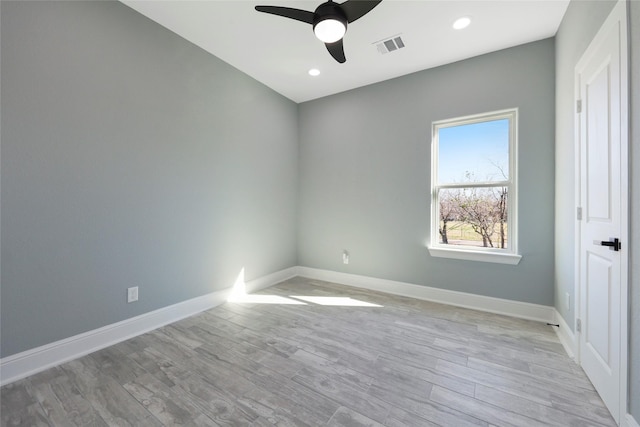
top-left (128, 286), bottom-right (139, 303)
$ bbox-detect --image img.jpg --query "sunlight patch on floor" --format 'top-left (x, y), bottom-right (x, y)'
top-left (227, 268), bottom-right (383, 307)
top-left (229, 294), bottom-right (308, 305)
top-left (290, 296), bottom-right (383, 307)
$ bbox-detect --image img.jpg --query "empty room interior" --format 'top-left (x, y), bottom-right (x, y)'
top-left (1, 0), bottom-right (639, 426)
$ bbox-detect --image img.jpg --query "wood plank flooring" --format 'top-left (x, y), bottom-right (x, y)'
top-left (1, 277), bottom-right (616, 426)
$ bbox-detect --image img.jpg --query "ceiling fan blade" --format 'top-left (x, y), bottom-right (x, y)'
top-left (340, 0), bottom-right (382, 23)
top-left (254, 6), bottom-right (315, 24)
top-left (326, 39), bottom-right (346, 63)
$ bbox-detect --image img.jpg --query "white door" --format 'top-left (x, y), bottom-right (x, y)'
top-left (576, 2), bottom-right (628, 424)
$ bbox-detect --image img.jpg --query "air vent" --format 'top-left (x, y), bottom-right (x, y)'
top-left (375, 35), bottom-right (405, 55)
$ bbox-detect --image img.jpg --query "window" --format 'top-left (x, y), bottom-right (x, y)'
top-left (429, 109), bottom-right (521, 265)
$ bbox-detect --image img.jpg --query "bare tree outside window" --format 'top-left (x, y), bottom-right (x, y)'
top-left (438, 189), bottom-right (461, 244)
top-left (438, 185), bottom-right (508, 248)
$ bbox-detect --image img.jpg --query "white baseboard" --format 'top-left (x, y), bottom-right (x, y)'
top-left (553, 309), bottom-right (577, 359)
top-left (0, 267), bottom-right (298, 386)
top-left (626, 413), bottom-right (640, 427)
top-left (296, 267), bottom-right (555, 323)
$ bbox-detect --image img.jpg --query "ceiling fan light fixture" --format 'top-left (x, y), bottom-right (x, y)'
top-left (255, 0), bottom-right (383, 63)
top-left (313, 17), bottom-right (347, 43)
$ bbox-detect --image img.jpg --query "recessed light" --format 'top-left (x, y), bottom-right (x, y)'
top-left (453, 16), bottom-right (471, 30)
top-left (308, 68), bottom-right (321, 77)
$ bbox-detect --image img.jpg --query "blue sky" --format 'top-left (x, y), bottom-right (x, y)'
top-left (437, 119), bottom-right (510, 184)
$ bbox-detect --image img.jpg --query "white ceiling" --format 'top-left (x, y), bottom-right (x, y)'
top-left (120, 0), bottom-right (569, 103)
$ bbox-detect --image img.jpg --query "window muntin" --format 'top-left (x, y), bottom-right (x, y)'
top-left (430, 109), bottom-right (518, 262)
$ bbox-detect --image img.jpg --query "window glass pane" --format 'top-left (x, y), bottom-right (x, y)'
top-left (438, 187), bottom-right (508, 248)
top-left (438, 119), bottom-right (509, 184)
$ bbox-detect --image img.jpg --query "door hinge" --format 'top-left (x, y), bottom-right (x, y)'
top-left (576, 100), bottom-right (582, 113)
top-left (576, 318), bottom-right (582, 333)
top-left (577, 207), bottom-right (582, 220)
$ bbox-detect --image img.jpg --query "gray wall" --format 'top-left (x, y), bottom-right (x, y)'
top-left (629, 0), bottom-right (639, 421)
top-left (298, 39), bottom-right (556, 306)
top-left (0, 1), bottom-right (298, 357)
top-left (554, 0), bottom-right (616, 332)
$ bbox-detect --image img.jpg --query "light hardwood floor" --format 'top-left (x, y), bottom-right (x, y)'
top-left (1, 277), bottom-right (616, 426)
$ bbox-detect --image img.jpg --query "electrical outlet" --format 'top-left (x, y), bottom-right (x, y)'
top-left (565, 292), bottom-right (570, 310)
top-left (342, 250), bottom-right (349, 265)
top-left (127, 286), bottom-right (139, 303)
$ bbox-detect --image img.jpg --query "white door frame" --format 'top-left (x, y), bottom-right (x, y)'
top-left (573, 0), bottom-right (629, 424)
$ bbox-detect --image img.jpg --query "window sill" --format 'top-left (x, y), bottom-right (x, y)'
top-left (428, 246), bottom-right (522, 265)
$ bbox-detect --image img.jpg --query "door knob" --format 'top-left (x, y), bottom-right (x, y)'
top-left (600, 238), bottom-right (621, 251)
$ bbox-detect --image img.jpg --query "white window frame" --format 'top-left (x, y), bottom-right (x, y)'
top-left (428, 108), bottom-right (521, 265)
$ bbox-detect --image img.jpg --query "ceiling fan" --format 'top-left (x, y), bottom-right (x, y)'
top-left (255, 0), bottom-right (383, 64)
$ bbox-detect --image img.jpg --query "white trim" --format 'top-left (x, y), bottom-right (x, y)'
top-left (0, 267), bottom-right (298, 386)
top-left (428, 246), bottom-right (522, 265)
top-left (553, 309), bottom-right (577, 359)
top-left (572, 19), bottom-right (583, 366)
top-left (617, 0), bottom-right (629, 421)
top-left (625, 414), bottom-right (640, 427)
top-left (297, 267), bottom-right (554, 323)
